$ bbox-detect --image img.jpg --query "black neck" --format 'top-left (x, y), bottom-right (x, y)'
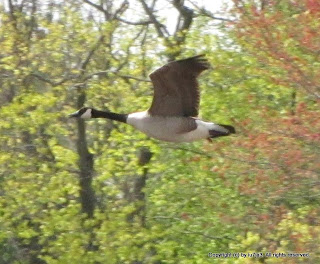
top-left (92, 109), bottom-right (128, 123)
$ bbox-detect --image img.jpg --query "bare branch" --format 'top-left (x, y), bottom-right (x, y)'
top-left (8, 0), bottom-right (18, 29)
top-left (188, 0), bottom-right (234, 22)
top-left (84, 71), bottom-right (151, 82)
top-left (115, 73), bottom-right (151, 82)
top-left (30, 73), bottom-right (73, 86)
top-left (138, 0), bottom-right (168, 38)
top-left (113, 26), bottom-right (146, 72)
top-left (113, 0), bottom-right (129, 18)
top-left (31, 35), bottom-right (105, 87)
top-left (80, 35), bottom-right (105, 71)
top-left (83, 0), bottom-right (105, 13)
top-left (83, 71), bottom-right (108, 81)
top-left (198, 9), bottom-right (234, 22)
top-left (115, 17), bottom-right (153, 25)
top-left (172, 0), bottom-right (194, 33)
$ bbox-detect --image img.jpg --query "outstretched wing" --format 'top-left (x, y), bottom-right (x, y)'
top-left (148, 55), bottom-right (210, 117)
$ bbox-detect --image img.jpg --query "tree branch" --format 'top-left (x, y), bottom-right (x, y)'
top-left (115, 17), bottom-right (153, 25)
top-left (188, 0), bottom-right (234, 22)
top-left (138, 0), bottom-right (168, 38)
top-left (31, 35), bottom-right (105, 87)
top-left (197, 9), bottom-right (234, 22)
top-left (30, 73), bottom-right (73, 86)
top-left (83, 0), bottom-right (105, 13)
top-left (116, 73), bottom-right (151, 82)
top-left (113, 0), bottom-right (129, 19)
top-left (80, 35), bottom-right (105, 71)
top-left (172, 0), bottom-right (194, 33)
top-left (113, 26), bottom-right (146, 72)
top-left (84, 71), bottom-right (151, 82)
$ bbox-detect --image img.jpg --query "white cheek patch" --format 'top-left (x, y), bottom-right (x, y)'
top-left (127, 111), bottom-right (149, 126)
top-left (81, 109), bottom-right (92, 119)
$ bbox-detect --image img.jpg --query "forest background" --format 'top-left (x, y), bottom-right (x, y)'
top-left (0, 0), bottom-right (319, 263)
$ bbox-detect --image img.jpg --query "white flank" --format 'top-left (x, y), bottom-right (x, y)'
top-left (81, 108), bottom-right (92, 119)
top-left (127, 111), bottom-right (150, 127)
top-left (127, 112), bottom-right (224, 143)
top-left (179, 120), bottom-right (211, 142)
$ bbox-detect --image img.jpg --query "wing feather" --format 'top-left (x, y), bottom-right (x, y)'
top-left (148, 55), bottom-right (210, 117)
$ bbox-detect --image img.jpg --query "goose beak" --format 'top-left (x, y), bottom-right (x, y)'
top-left (68, 111), bottom-right (79, 118)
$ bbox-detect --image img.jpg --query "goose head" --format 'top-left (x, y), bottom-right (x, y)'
top-left (69, 107), bottom-right (93, 119)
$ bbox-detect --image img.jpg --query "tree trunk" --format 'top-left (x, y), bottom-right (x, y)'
top-left (76, 90), bottom-right (96, 218)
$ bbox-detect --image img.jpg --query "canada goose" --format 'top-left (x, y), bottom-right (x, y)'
top-left (69, 55), bottom-right (235, 142)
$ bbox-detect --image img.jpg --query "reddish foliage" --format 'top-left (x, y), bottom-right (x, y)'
top-left (232, 0), bottom-right (320, 98)
top-left (217, 2), bottom-right (320, 255)
top-left (210, 102), bottom-right (320, 254)
top-left (306, 0), bottom-right (320, 13)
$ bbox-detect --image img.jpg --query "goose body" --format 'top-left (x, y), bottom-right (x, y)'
top-left (69, 55), bottom-right (235, 142)
top-left (127, 111), bottom-right (229, 142)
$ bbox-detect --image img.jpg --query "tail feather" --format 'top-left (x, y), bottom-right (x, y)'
top-left (217, 124), bottom-right (236, 134)
top-left (209, 124), bottom-right (236, 139)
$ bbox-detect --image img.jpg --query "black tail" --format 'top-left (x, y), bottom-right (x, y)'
top-left (217, 124), bottom-right (236, 134)
top-left (209, 124), bottom-right (236, 139)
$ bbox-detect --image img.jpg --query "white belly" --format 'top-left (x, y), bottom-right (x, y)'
top-left (127, 112), bottom-right (212, 142)
top-left (178, 121), bottom-right (211, 142)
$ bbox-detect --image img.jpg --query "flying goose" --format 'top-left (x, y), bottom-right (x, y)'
top-left (69, 55), bottom-right (235, 142)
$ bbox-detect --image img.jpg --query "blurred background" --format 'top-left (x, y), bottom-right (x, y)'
top-left (0, 0), bottom-right (319, 263)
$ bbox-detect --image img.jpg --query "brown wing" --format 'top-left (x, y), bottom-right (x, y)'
top-left (175, 117), bottom-right (198, 134)
top-left (148, 54), bottom-right (210, 117)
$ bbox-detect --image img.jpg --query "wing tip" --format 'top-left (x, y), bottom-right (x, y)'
top-left (183, 54), bottom-right (210, 71)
